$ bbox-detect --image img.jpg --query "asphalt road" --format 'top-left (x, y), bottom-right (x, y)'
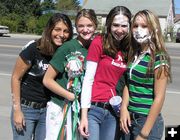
top-left (0, 34), bottom-right (180, 140)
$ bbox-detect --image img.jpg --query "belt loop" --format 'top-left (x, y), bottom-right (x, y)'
top-left (104, 102), bottom-right (108, 108)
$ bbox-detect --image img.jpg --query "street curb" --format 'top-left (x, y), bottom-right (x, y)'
top-left (7, 33), bottom-right (41, 39)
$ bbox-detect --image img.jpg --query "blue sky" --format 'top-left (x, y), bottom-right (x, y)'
top-left (174, 0), bottom-right (180, 14)
top-left (79, 0), bottom-right (83, 5)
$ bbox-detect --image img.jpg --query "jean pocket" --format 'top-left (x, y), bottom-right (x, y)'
top-left (133, 115), bottom-right (146, 128)
top-left (149, 115), bottom-right (164, 139)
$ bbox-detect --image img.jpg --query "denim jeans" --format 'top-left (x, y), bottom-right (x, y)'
top-left (124, 113), bottom-right (164, 140)
top-left (87, 105), bottom-right (118, 140)
top-left (11, 104), bottom-right (47, 140)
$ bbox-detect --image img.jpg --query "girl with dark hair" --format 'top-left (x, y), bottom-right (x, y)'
top-left (11, 13), bottom-right (73, 140)
top-left (79, 6), bottom-right (132, 140)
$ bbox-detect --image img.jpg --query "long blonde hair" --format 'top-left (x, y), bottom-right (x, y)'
top-left (129, 10), bottom-right (171, 81)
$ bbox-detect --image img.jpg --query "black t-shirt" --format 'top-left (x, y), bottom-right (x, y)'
top-left (20, 41), bottom-right (52, 103)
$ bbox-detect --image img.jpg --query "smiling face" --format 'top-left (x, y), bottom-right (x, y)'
top-left (111, 14), bottom-right (129, 41)
top-left (132, 15), bottom-right (151, 44)
top-left (51, 21), bottom-right (70, 46)
top-left (76, 16), bottom-right (96, 41)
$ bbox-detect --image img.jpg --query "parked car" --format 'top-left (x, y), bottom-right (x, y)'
top-left (0, 25), bottom-right (10, 36)
top-left (176, 28), bottom-right (180, 43)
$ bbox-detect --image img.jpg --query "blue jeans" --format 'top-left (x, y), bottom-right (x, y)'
top-left (11, 104), bottom-right (47, 140)
top-left (124, 113), bottom-right (164, 140)
top-left (87, 105), bottom-right (118, 140)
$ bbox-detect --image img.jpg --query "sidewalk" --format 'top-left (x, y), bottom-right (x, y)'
top-left (8, 33), bottom-right (41, 39)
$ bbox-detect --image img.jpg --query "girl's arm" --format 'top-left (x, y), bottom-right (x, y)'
top-left (11, 56), bottom-right (31, 129)
top-left (120, 85), bottom-right (131, 134)
top-left (79, 61), bottom-right (97, 138)
top-left (43, 65), bottom-right (75, 101)
top-left (137, 66), bottom-right (168, 139)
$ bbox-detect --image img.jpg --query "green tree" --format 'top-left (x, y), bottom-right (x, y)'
top-left (27, 16), bottom-right (37, 33)
top-left (0, 13), bottom-right (21, 32)
top-left (57, 0), bottom-right (80, 11)
top-left (40, 0), bottom-right (56, 12)
top-left (0, 1), bottom-right (9, 16)
top-left (0, 0), bottom-right (42, 17)
top-left (35, 13), bottom-right (53, 35)
top-left (0, 0), bottom-right (81, 34)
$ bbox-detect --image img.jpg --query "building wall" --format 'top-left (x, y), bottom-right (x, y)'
top-left (97, 16), bottom-right (167, 35)
top-left (83, 0), bottom-right (172, 35)
top-left (160, 18), bottom-right (168, 33)
top-left (174, 21), bottom-right (180, 32)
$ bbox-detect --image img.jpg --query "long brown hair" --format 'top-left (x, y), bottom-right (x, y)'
top-left (103, 6), bottom-right (132, 59)
top-left (37, 13), bottom-right (73, 55)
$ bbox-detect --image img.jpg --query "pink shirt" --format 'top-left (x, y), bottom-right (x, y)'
top-left (87, 36), bottom-right (127, 102)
